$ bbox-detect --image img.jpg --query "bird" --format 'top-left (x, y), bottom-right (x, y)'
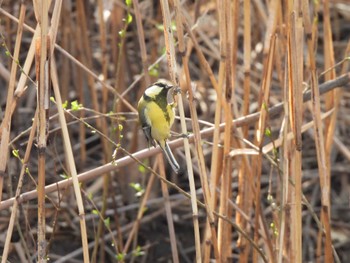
top-left (137, 80), bottom-right (181, 174)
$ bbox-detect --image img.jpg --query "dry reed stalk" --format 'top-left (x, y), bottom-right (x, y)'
top-left (1, 109), bottom-right (37, 263)
top-left (75, 30), bottom-right (88, 166)
top-left (34, 1), bottom-right (50, 261)
top-left (322, 2), bottom-right (338, 262)
top-left (0, 2), bottom-right (26, 203)
top-left (76, 0), bottom-right (100, 125)
top-left (218, 0), bottom-right (239, 260)
top-left (181, 24), bottom-right (224, 254)
top-left (0, 3), bottom-right (27, 262)
top-left (279, 65), bottom-right (290, 263)
top-left (203, 57), bottom-right (224, 262)
top-left (58, 1), bottom-right (71, 101)
top-left (252, 34), bottom-right (276, 263)
top-left (158, 155), bottom-right (180, 263)
top-left (287, 8), bottom-right (303, 262)
top-left (237, 0), bottom-right (253, 261)
top-left (159, 0), bottom-right (202, 262)
top-left (90, 1), bottom-right (112, 261)
top-left (51, 58), bottom-right (90, 263)
top-left (215, 1), bottom-right (228, 261)
top-left (302, 1), bottom-right (333, 262)
top-left (132, 0), bottom-right (150, 86)
top-left (175, 6), bottom-right (220, 263)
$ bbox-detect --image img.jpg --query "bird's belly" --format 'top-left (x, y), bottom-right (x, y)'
top-left (146, 103), bottom-right (174, 142)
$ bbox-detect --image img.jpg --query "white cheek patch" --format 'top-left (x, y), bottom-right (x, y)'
top-left (145, 85), bottom-right (163, 97)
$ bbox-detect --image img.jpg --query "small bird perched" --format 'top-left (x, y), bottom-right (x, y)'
top-left (138, 80), bottom-right (181, 174)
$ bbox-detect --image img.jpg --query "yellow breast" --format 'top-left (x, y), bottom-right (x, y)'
top-left (144, 101), bottom-right (175, 147)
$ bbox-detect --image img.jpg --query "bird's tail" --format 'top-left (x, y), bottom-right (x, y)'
top-left (161, 142), bottom-right (180, 174)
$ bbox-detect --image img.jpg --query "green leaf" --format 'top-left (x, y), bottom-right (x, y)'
top-left (264, 127), bottom-right (271, 137)
top-left (118, 29), bottom-right (126, 38)
top-left (125, 0), bottom-right (132, 7)
top-left (92, 209), bottom-right (99, 215)
top-left (126, 13), bottom-right (133, 24)
top-left (130, 182), bottom-right (142, 192)
top-left (104, 217), bottom-right (110, 228)
top-left (62, 100), bottom-right (68, 109)
top-left (70, 100), bottom-right (83, 111)
top-left (148, 65), bottom-right (159, 77)
top-left (156, 22), bottom-right (177, 32)
top-left (138, 164), bottom-right (146, 173)
top-left (12, 149), bottom-right (19, 158)
top-left (156, 23), bottom-right (164, 31)
top-left (59, 173), bottom-right (68, 179)
top-left (133, 246), bottom-right (145, 257)
top-left (116, 253), bottom-right (125, 261)
top-left (130, 182), bottom-right (144, 197)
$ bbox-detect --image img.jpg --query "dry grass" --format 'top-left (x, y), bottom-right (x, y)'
top-left (0, 0), bottom-right (350, 262)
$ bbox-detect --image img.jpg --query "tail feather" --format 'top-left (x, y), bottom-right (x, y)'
top-left (161, 142), bottom-right (180, 174)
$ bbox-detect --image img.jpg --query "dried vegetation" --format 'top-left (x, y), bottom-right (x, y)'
top-left (0, 0), bottom-right (350, 262)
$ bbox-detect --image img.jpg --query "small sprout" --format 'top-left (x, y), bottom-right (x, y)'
top-left (112, 148), bottom-right (118, 160)
top-left (118, 29), bottom-right (126, 38)
top-left (138, 164), bottom-right (146, 173)
top-left (50, 96), bottom-right (56, 103)
top-left (104, 217), bottom-right (110, 228)
top-left (125, 0), bottom-right (132, 7)
top-left (70, 100), bottom-right (83, 111)
top-left (59, 173), bottom-right (69, 179)
top-left (126, 13), bottom-right (133, 24)
top-left (132, 246), bottom-right (145, 257)
top-left (116, 253), bottom-right (125, 261)
top-left (156, 21), bottom-right (177, 32)
top-left (262, 101), bottom-right (268, 110)
top-left (148, 65), bottom-right (159, 77)
top-left (62, 100), bottom-right (68, 109)
top-left (272, 147), bottom-right (278, 157)
top-left (118, 124), bottom-right (123, 131)
top-left (25, 167), bottom-right (29, 174)
top-left (267, 194), bottom-right (273, 202)
top-left (161, 47), bottom-right (166, 55)
top-left (87, 192), bottom-right (93, 200)
top-left (270, 222), bottom-right (279, 236)
top-left (12, 149), bottom-right (19, 158)
top-left (92, 209), bottom-right (99, 215)
top-left (264, 127), bottom-right (271, 137)
top-left (130, 182), bottom-right (144, 197)
top-left (156, 23), bottom-right (164, 31)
